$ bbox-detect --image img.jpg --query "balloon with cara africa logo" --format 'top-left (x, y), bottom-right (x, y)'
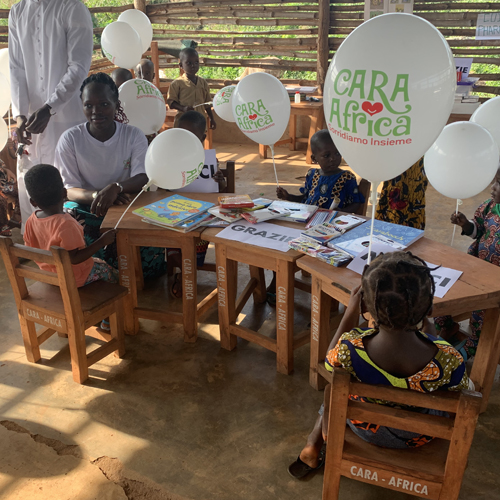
top-left (119, 79), bottom-right (166, 135)
top-left (424, 122), bottom-right (499, 200)
top-left (324, 13), bottom-right (456, 183)
top-left (145, 129), bottom-right (205, 190)
top-left (470, 96), bottom-right (500, 155)
top-left (101, 21), bottom-right (143, 70)
top-left (232, 73), bottom-right (291, 146)
top-left (213, 85), bottom-right (236, 123)
top-left (118, 9), bottom-right (153, 54)
top-left (0, 48), bottom-right (10, 84)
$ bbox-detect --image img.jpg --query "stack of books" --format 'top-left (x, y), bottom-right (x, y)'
top-left (208, 196), bottom-right (279, 224)
top-left (133, 194), bottom-right (214, 233)
top-left (288, 217), bottom-right (423, 267)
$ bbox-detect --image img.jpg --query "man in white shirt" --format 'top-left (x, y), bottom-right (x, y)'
top-left (8, 0), bottom-right (93, 230)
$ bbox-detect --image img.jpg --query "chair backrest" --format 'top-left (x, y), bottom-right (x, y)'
top-left (324, 367), bottom-right (482, 500)
top-left (356, 178), bottom-right (371, 216)
top-left (219, 161), bottom-right (236, 193)
top-left (0, 237), bottom-right (84, 330)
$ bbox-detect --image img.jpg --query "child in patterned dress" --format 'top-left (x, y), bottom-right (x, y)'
top-left (288, 251), bottom-right (471, 479)
top-left (277, 129), bottom-right (364, 213)
top-left (434, 167), bottom-right (500, 361)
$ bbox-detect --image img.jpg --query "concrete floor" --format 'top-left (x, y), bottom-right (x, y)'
top-left (1, 141), bottom-right (499, 500)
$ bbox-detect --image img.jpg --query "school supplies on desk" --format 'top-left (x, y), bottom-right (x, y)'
top-left (218, 194), bottom-right (254, 209)
top-left (208, 206), bottom-right (243, 223)
top-left (269, 200), bottom-right (318, 223)
top-left (241, 206), bottom-right (291, 224)
top-left (302, 222), bottom-right (343, 244)
top-left (331, 220), bottom-right (424, 257)
top-left (305, 210), bottom-right (338, 229)
top-left (288, 236), bottom-right (352, 267)
top-left (133, 194), bottom-right (214, 227)
top-left (142, 212), bottom-right (212, 233)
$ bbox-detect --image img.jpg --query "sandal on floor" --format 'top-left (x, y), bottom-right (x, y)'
top-left (100, 319), bottom-right (110, 331)
top-left (170, 272), bottom-right (183, 299)
top-left (266, 291), bottom-right (276, 307)
top-left (288, 443), bottom-right (326, 479)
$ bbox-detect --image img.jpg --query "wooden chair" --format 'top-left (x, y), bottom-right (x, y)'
top-left (323, 367), bottom-right (482, 500)
top-left (0, 237), bottom-right (127, 383)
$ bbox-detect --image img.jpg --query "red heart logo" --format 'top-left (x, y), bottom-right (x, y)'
top-left (361, 101), bottom-right (383, 116)
top-left (249, 114), bottom-right (257, 120)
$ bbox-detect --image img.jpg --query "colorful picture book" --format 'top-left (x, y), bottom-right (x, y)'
top-left (268, 200), bottom-right (318, 223)
top-left (218, 194), bottom-right (254, 209)
top-left (331, 220), bottom-right (424, 256)
top-left (133, 194), bottom-right (214, 227)
top-left (288, 236), bottom-right (352, 267)
top-left (142, 212), bottom-right (212, 233)
top-left (330, 214), bottom-right (365, 231)
top-left (208, 206), bottom-right (243, 223)
top-left (302, 222), bottom-right (343, 244)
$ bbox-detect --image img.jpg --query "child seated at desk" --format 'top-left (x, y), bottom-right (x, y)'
top-left (288, 251), bottom-right (471, 479)
top-left (268, 129), bottom-right (365, 304)
top-left (168, 111), bottom-right (225, 298)
top-left (167, 48), bottom-right (216, 130)
top-left (23, 164), bottom-right (118, 288)
top-left (434, 166), bottom-right (500, 361)
top-left (276, 129), bottom-right (364, 213)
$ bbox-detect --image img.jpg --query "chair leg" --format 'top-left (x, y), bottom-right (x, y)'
top-left (67, 324), bottom-right (89, 384)
top-left (18, 316), bottom-right (41, 363)
top-left (110, 299), bottom-right (125, 358)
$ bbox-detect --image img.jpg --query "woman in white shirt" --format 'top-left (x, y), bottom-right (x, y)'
top-left (55, 73), bottom-right (166, 278)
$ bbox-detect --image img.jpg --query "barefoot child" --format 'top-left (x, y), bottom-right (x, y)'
top-left (167, 48), bottom-right (216, 130)
top-left (288, 252), bottom-right (471, 479)
top-left (23, 164), bottom-right (118, 288)
top-left (434, 166), bottom-right (500, 360)
top-left (277, 129), bottom-right (364, 213)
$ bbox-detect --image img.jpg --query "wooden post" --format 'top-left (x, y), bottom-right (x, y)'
top-left (317, 0), bottom-right (330, 94)
top-left (134, 0), bottom-right (146, 13)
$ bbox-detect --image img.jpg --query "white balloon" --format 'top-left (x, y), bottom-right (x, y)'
top-left (232, 73), bottom-right (291, 146)
top-left (324, 13), bottom-right (456, 183)
top-left (0, 48), bottom-right (10, 84)
top-left (146, 129), bottom-right (205, 190)
top-left (424, 122), bottom-right (499, 199)
top-left (119, 79), bottom-right (166, 135)
top-left (0, 72), bottom-right (11, 116)
top-left (118, 9), bottom-right (153, 54)
top-left (0, 118), bottom-right (8, 152)
top-left (101, 21), bottom-right (143, 70)
top-left (471, 96), bottom-right (500, 155)
top-left (213, 85), bottom-right (236, 123)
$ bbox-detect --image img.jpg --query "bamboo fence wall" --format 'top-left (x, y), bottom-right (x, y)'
top-left (0, 0), bottom-right (499, 98)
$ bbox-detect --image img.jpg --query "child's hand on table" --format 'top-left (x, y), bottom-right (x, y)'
top-left (213, 169), bottom-right (226, 189)
top-left (451, 211), bottom-right (468, 227)
top-left (276, 186), bottom-right (289, 200)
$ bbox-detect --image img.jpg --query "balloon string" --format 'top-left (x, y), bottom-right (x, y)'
top-left (194, 102), bottom-right (212, 108)
top-left (451, 198), bottom-right (459, 247)
top-left (367, 182), bottom-right (378, 266)
top-left (270, 144), bottom-right (279, 187)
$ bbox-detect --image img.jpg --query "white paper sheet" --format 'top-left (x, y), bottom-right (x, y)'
top-left (177, 150), bottom-right (219, 193)
top-left (347, 246), bottom-right (463, 298)
top-left (476, 13), bottom-right (500, 40)
top-left (216, 220), bottom-right (303, 252)
top-left (454, 57), bottom-right (473, 79)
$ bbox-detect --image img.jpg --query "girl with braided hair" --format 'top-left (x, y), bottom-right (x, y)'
top-left (54, 72), bottom-right (166, 279)
top-left (288, 251), bottom-right (471, 479)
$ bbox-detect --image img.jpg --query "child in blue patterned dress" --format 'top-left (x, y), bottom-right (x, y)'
top-left (276, 129), bottom-right (365, 213)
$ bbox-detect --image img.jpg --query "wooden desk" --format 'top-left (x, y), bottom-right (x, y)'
top-left (203, 220), bottom-right (309, 374)
top-left (101, 191), bottom-right (227, 342)
top-left (297, 238), bottom-right (500, 413)
top-left (259, 101), bottom-right (325, 164)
